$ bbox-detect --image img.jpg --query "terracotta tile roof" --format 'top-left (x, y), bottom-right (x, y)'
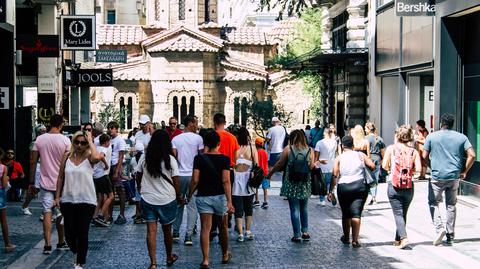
top-left (97, 24), bottom-right (146, 45)
top-left (220, 56), bottom-right (267, 81)
top-left (143, 26), bottom-right (224, 52)
top-left (266, 17), bottom-right (300, 44)
top-left (224, 27), bottom-right (269, 45)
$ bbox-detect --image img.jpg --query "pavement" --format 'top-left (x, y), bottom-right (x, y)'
top-left (1, 178), bottom-right (480, 269)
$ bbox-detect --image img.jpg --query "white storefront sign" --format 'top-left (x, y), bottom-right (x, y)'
top-left (38, 78), bottom-right (56, 93)
top-left (424, 86), bottom-right (435, 132)
top-left (0, 87), bottom-right (9, 109)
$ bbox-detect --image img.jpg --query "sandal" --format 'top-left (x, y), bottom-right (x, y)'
top-left (352, 241), bottom-right (361, 248)
top-left (222, 252), bottom-right (232, 264)
top-left (149, 263), bottom-right (157, 269)
top-left (291, 237), bottom-right (302, 242)
top-left (199, 263), bottom-right (209, 269)
top-left (340, 235), bottom-right (350, 244)
top-left (166, 254), bottom-right (178, 267)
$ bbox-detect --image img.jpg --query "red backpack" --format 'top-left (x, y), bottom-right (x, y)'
top-left (391, 145), bottom-right (415, 189)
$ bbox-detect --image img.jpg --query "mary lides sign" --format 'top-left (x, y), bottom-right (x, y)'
top-left (66, 69), bottom-right (113, 87)
top-left (395, 0), bottom-right (435, 16)
top-left (61, 15), bottom-right (96, 50)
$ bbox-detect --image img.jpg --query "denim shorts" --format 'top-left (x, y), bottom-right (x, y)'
top-left (0, 189), bottom-right (6, 210)
top-left (268, 153), bottom-right (281, 167)
top-left (196, 195), bottom-right (227, 216)
top-left (141, 199), bottom-right (177, 225)
top-left (262, 178), bottom-right (270, 189)
top-left (41, 189), bottom-right (56, 213)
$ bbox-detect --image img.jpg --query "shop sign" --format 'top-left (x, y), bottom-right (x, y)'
top-left (37, 93), bottom-right (56, 126)
top-left (17, 35), bottom-right (60, 58)
top-left (61, 15), bottom-right (96, 50)
top-left (66, 69), bottom-right (113, 87)
top-left (96, 49), bottom-right (127, 63)
top-left (0, 87), bottom-right (9, 109)
top-left (38, 78), bottom-right (56, 93)
top-left (395, 0), bottom-right (435, 16)
top-left (0, 0), bottom-right (6, 23)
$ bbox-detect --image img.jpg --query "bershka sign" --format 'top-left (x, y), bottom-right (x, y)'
top-left (96, 49), bottom-right (127, 63)
top-left (0, 0), bottom-right (6, 23)
top-left (66, 69), bottom-right (113, 87)
top-left (17, 35), bottom-right (60, 58)
top-left (395, 0), bottom-right (435, 16)
top-left (61, 15), bottom-right (96, 50)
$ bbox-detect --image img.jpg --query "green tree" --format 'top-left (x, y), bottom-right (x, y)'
top-left (97, 103), bottom-right (121, 130)
top-left (247, 96), bottom-right (292, 138)
top-left (269, 7), bottom-right (324, 120)
top-left (259, 0), bottom-right (337, 17)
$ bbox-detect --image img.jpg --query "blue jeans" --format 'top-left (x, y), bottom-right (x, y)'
top-left (287, 198), bottom-right (308, 238)
top-left (319, 173), bottom-right (333, 202)
top-left (173, 176), bottom-right (198, 236)
top-left (369, 156), bottom-right (381, 197)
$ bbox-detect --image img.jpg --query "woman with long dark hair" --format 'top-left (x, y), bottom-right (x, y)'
top-left (232, 127), bottom-right (258, 242)
top-left (266, 130), bottom-right (318, 242)
top-left (136, 129), bottom-right (182, 268)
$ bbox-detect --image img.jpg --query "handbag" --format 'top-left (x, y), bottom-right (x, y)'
top-left (358, 152), bottom-right (376, 187)
top-left (248, 144), bottom-right (264, 189)
top-left (311, 168), bottom-right (327, 196)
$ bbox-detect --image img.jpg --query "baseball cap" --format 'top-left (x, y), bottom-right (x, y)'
top-left (139, 115), bottom-right (151, 125)
top-left (255, 137), bottom-right (264, 146)
top-left (271, 116), bottom-right (279, 122)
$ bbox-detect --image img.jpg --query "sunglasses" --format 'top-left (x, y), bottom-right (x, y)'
top-left (74, 140), bottom-right (88, 146)
top-left (6, 152), bottom-right (14, 155)
top-left (85, 128), bottom-right (92, 132)
top-left (169, 122), bottom-right (176, 125)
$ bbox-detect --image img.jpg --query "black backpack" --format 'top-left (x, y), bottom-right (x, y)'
top-left (288, 146), bottom-right (311, 182)
top-left (248, 145), bottom-right (264, 189)
top-left (282, 126), bottom-right (289, 148)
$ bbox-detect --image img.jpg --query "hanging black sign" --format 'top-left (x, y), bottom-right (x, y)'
top-left (395, 0), bottom-right (435, 16)
top-left (37, 93), bottom-right (56, 126)
top-left (65, 69), bottom-right (113, 87)
top-left (0, 0), bottom-right (6, 23)
top-left (61, 15), bottom-right (96, 50)
top-left (17, 35), bottom-right (60, 58)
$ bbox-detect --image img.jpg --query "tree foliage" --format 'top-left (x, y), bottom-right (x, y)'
top-left (259, 0), bottom-right (336, 17)
top-left (269, 7), bottom-right (324, 119)
top-left (247, 96), bottom-right (292, 138)
top-left (97, 103), bottom-right (121, 131)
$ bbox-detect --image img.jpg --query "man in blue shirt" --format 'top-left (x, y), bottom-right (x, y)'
top-left (423, 113), bottom-right (476, 246)
top-left (309, 120), bottom-right (324, 148)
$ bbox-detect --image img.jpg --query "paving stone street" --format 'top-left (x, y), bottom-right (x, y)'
top-left (2, 180), bottom-right (480, 269)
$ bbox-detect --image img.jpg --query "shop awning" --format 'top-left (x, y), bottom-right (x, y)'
top-left (284, 48), bottom-right (368, 72)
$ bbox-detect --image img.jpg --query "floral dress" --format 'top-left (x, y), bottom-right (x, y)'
top-left (280, 146), bottom-right (312, 200)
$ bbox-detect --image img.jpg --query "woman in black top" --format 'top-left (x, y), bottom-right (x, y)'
top-left (187, 131), bottom-right (234, 269)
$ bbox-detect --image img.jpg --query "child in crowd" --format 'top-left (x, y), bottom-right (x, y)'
top-left (92, 134), bottom-right (113, 227)
top-left (254, 137), bottom-right (270, 209)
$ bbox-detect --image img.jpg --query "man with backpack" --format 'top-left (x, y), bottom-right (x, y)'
top-left (423, 114), bottom-right (476, 246)
top-left (309, 120), bottom-right (324, 148)
top-left (265, 117), bottom-right (288, 168)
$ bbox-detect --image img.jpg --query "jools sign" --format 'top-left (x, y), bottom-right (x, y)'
top-left (61, 15), bottom-right (96, 50)
top-left (66, 69), bottom-right (113, 87)
top-left (395, 0), bottom-right (435, 16)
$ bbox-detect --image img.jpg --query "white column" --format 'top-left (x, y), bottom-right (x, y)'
top-left (346, 0), bottom-right (367, 49)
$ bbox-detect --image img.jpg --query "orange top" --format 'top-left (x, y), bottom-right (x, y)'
top-left (217, 130), bottom-right (240, 167)
top-left (257, 148), bottom-right (268, 176)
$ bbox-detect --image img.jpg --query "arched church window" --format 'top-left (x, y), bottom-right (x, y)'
top-left (234, 97), bottom-right (240, 124)
top-left (127, 97), bottom-right (133, 130)
top-left (181, 96), bottom-right (187, 124)
top-left (189, 96), bottom-right (195, 116)
top-left (241, 97), bottom-right (248, 127)
top-left (119, 97), bottom-right (125, 130)
top-left (173, 96), bottom-right (179, 120)
top-left (179, 0), bottom-right (185, 20)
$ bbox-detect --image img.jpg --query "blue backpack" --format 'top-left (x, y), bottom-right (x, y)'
top-left (288, 146), bottom-right (311, 182)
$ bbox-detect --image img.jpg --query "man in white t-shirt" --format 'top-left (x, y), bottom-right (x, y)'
top-left (134, 114), bottom-right (152, 149)
top-left (29, 114), bottom-right (71, 254)
top-left (107, 121), bottom-right (127, 225)
top-left (171, 115), bottom-right (204, 245)
top-left (265, 117), bottom-right (287, 167)
top-left (315, 129), bottom-right (337, 206)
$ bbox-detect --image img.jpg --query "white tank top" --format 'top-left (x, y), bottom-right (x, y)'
top-left (61, 158), bottom-right (97, 205)
top-left (338, 151), bottom-right (365, 184)
top-left (232, 154), bottom-right (253, 196)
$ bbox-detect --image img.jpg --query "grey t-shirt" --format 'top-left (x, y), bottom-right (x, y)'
top-left (366, 134), bottom-right (385, 156)
top-left (424, 129), bottom-right (472, 180)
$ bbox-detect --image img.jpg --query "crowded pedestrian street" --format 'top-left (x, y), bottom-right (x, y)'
top-left (2, 179), bottom-right (479, 269)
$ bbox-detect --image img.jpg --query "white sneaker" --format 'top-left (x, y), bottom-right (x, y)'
top-left (318, 201), bottom-right (326, 207)
top-left (433, 230), bottom-right (446, 246)
top-left (74, 264), bottom-right (84, 269)
top-left (22, 207), bottom-right (32, 215)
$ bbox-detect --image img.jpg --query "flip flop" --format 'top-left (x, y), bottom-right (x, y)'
top-left (166, 254), bottom-right (178, 266)
top-left (221, 252), bottom-right (232, 264)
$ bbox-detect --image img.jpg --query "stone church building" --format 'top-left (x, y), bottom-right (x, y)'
top-left (91, 0), bottom-right (312, 128)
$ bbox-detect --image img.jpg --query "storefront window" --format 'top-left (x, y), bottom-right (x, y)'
top-left (376, 7), bottom-right (400, 72)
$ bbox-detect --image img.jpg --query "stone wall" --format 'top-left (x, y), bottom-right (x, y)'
top-left (271, 78), bottom-right (312, 128)
top-left (226, 45), bottom-right (265, 66)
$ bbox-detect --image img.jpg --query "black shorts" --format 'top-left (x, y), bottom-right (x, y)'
top-left (94, 175), bottom-right (113, 194)
top-left (337, 180), bottom-right (368, 219)
top-left (232, 195), bottom-right (254, 218)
